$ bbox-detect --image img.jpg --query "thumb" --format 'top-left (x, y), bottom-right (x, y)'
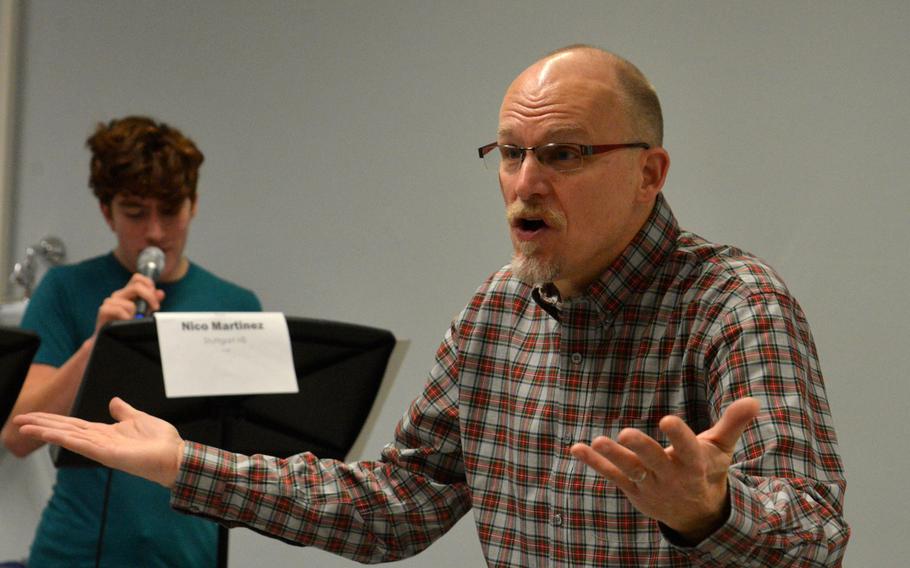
top-left (108, 397), bottom-right (140, 422)
top-left (702, 397), bottom-right (760, 453)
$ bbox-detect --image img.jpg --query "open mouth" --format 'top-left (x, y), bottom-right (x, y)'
top-left (518, 218), bottom-right (547, 232)
top-left (506, 202), bottom-right (565, 240)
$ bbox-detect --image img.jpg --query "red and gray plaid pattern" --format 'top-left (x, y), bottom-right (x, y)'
top-left (172, 194), bottom-right (848, 566)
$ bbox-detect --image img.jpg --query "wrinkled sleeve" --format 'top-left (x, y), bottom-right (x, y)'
top-left (170, 322), bottom-right (473, 564)
top-left (669, 291), bottom-right (850, 567)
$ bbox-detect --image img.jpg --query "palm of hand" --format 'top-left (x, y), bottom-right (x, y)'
top-left (102, 405), bottom-right (184, 486)
top-left (15, 397), bottom-right (185, 488)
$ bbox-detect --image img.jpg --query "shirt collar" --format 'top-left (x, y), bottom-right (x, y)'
top-left (532, 192), bottom-right (679, 321)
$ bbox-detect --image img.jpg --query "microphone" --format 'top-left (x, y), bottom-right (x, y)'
top-left (134, 246), bottom-right (165, 318)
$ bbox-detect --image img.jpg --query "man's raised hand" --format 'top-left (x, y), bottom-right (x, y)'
top-left (570, 397), bottom-right (760, 543)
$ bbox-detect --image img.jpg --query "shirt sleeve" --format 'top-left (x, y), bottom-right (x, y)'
top-left (667, 290), bottom-right (850, 567)
top-left (236, 287), bottom-right (262, 311)
top-left (20, 268), bottom-right (80, 367)
top-left (170, 322), bottom-right (473, 563)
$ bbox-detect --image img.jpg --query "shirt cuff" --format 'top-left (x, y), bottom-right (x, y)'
top-left (170, 441), bottom-right (234, 518)
top-left (661, 474), bottom-right (760, 566)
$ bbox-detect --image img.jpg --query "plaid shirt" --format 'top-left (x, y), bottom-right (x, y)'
top-left (172, 194), bottom-right (849, 566)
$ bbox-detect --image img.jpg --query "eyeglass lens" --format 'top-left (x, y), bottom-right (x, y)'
top-left (483, 144), bottom-right (585, 173)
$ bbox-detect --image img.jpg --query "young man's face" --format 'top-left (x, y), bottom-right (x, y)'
top-left (101, 194), bottom-right (197, 282)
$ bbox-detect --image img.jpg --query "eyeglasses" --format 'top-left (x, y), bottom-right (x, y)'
top-left (477, 141), bottom-right (650, 173)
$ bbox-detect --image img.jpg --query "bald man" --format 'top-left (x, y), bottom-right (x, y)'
top-left (15, 46), bottom-right (849, 566)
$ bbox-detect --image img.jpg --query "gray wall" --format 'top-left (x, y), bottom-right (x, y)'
top-left (2, 1), bottom-right (908, 566)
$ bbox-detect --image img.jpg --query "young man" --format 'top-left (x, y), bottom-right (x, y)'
top-left (14, 48), bottom-right (850, 566)
top-left (1, 116), bottom-right (261, 566)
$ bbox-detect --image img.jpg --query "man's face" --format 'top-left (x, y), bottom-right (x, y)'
top-left (101, 194), bottom-right (197, 282)
top-left (497, 56), bottom-right (654, 297)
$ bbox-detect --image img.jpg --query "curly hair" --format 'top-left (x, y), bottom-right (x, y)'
top-left (86, 116), bottom-right (204, 205)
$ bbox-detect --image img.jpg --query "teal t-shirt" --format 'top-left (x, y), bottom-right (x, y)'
top-left (20, 253), bottom-right (261, 568)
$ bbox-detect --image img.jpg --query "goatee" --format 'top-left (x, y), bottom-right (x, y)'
top-left (510, 242), bottom-right (560, 286)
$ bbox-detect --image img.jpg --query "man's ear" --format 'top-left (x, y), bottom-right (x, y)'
top-left (189, 197), bottom-right (198, 219)
top-left (100, 202), bottom-right (115, 230)
top-left (636, 147), bottom-right (670, 203)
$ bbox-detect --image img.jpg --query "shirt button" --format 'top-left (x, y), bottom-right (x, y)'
top-left (570, 352), bottom-right (582, 364)
top-left (551, 514), bottom-right (563, 527)
top-left (561, 435), bottom-right (572, 445)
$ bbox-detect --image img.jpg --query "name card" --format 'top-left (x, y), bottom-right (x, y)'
top-left (155, 312), bottom-right (298, 398)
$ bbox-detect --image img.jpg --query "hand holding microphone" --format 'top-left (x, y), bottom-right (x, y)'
top-left (133, 246), bottom-right (165, 318)
top-left (94, 247), bottom-right (166, 334)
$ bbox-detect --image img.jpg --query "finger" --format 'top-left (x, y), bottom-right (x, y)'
top-left (125, 286), bottom-right (161, 312)
top-left (98, 298), bottom-right (136, 322)
top-left (104, 297), bottom-right (137, 309)
top-left (570, 442), bottom-right (619, 475)
top-left (659, 415), bottom-right (702, 467)
top-left (701, 397), bottom-right (761, 453)
top-left (126, 273), bottom-right (155, 289)
top-left (570, 442), bottom-right (637, 491)
top-left (109, 397), bottom-right (140, 422)
top-left (12, 411), bottom-right (53, 426)
top-left (616, 428), bottom-right (672, 473)
top-left (588, 436), bottom-right (653, 483)
top-left (14, 411), bottom-right (96, 431)
top-left (18, 423), bottom-right (92, 443)
top-left (110, 277), bottom-right (160, 311)
top-left (110, 278), bottom-right (152, 300)
top-left (19, 425), bottom-right (111, 463)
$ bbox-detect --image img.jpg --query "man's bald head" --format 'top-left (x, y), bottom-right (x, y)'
top-left (496, 45), bottom-right (671, 296)
top-left (510, 45), bottom-right (663, 148)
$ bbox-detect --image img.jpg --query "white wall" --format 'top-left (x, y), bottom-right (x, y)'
top-left (3, 1), bottom-right (908, 566)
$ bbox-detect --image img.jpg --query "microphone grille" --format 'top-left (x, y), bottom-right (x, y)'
top-left (137, 246), bottom-right (166, 279)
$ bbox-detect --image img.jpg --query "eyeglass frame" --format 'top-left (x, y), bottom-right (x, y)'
top-left (477, 141), bottom-right (651, 173)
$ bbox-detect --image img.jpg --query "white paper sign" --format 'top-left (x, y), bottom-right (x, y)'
top-left (155, 312), bottom-right (298, 398)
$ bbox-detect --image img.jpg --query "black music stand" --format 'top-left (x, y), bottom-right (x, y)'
top-left (55, 316), bottom-right (397, 567)
top-left (0, 326), bottom-right (40, 425)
